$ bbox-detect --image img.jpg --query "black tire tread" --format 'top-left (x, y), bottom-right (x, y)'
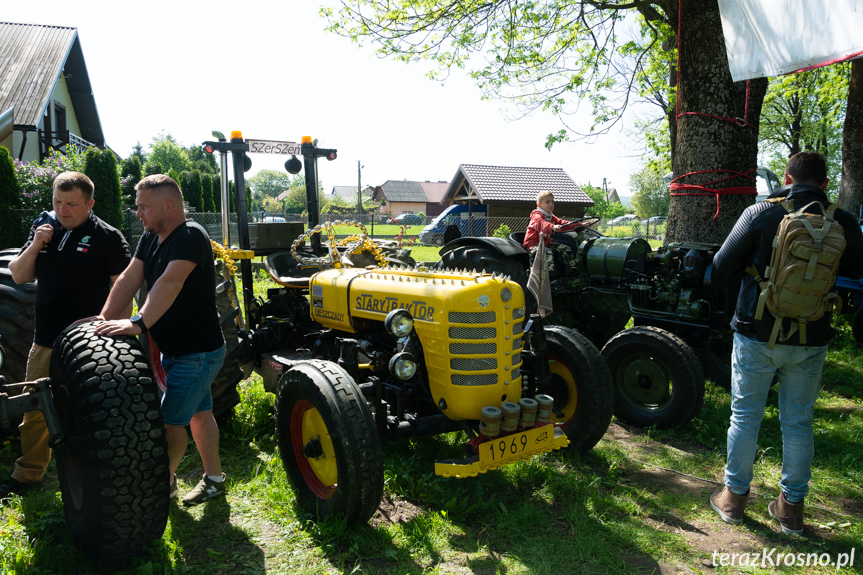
top-left (0, 247), bottom-right (36, 383)
top-left (436, 245), bottom-right (528, 287)
top-left (276, 360), bottom-right (383, 524)
top-left (212, 259), bottom-right (245, 416)
top-left (51, 322), bottom-right (169, 563)
top-left (601, 326), bottom-right (705, 429)
top-left (853, 306), bottom-right (863, 345)
top-left (543, 326), bottom-right (614, 453)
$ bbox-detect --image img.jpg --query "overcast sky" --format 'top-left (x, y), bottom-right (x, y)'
top-left (5, 0), bottom-right (647, 196)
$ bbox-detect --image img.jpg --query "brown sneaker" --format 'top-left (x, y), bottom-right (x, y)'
top-left (710, 487), bottom-right (749, 525)
top-left (768, 492), bottom-right (804, 535)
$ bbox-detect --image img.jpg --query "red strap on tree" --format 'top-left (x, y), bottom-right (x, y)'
top-left (670, 169), bottom-right (758, 219)
top-left (675, 0), bottom-right (758, 131)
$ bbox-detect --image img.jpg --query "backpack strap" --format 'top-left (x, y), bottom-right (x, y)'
top-left (746, 265), bottom-right (771, 320)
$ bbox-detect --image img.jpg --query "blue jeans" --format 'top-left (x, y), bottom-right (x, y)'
top-left (724, 332), bottom-right (826, 502)
top-left (160, 345), bottom-right (226, 426)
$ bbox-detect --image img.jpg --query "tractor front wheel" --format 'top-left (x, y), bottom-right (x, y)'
top-left (540, 326), bottom-right (614, 453)
top-left (602, 326), bottom-right (704, 429)
top-left (276, 360), bottom-right (383, 523)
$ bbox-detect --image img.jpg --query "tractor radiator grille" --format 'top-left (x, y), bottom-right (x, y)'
top-left (449, 311), bottom-right (496, 324)
top-left (451, 374), bottom-right (497, 386)
top-left (513, 307), bottom-right (525, 320)
top-left (451, 357), bottom-right (498, 371)
top-left (449, 326), bottom-right (496, 340)
top-left (450, 342), bottom-right (496, 355)
top-left (512, 322), bottom-right (524, 336)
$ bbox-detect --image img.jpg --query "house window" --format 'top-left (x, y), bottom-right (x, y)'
top-left (54, 103), bottom-right (67, 135)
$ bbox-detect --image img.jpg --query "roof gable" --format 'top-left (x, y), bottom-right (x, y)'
top-left (330, 186), bottom-right (373, 202)
top-left (0, 21), bottom-right (105, 146)
top-left (444, 164), bottom-right (593, 206)
top-left (379, 180), bottom-right (427, 202)
top-left (419, 181), bottom-right (448, 203)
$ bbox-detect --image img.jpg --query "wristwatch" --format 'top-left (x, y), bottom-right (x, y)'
top-left (130, 314), bottom-right (148, 333)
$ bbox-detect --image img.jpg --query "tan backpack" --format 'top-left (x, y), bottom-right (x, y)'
top-left (747, 198), bottom-right (846, 348)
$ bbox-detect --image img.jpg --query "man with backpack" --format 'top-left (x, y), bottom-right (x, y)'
top-left (709, 151), bottom-right (863, 535)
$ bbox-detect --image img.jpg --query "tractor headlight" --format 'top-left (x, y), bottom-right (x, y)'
top-left (389, 352), bottom-right (417, 381)
top-left (501, 287), bottom-right (512, 302)
top-left (385, 309), bottom-right (414, 338)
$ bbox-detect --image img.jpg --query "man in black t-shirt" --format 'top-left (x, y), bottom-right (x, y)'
top-left (1, 172), bottom-right (130, 499)
top-left (95, 174), bottom-right (227, 506)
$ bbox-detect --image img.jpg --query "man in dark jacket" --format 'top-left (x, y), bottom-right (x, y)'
top-left (709, 152), bottom-right (863, 535)
top-left (1, 172), bottom-right (130, 499)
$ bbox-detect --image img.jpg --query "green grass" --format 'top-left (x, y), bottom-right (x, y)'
top-left (2, 294), bottom-right (861, 574)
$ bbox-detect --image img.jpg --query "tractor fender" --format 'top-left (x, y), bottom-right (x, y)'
top-left (439, 236), bottom-right (528, 262)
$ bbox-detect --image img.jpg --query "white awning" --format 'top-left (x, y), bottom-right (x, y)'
top-left (718, 0), bottom-right (863, 81)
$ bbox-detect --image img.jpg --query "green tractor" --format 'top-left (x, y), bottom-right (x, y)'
top-left (435, 226), bottom-right (738, 428)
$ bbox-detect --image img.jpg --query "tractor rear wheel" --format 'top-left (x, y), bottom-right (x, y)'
top-left (695, 341), bottom-right (732, 391)
top-left (602, 326), bottom-right (704, 429)
top-left (853, 306), bottom-right (863, 345)
top-left (51, 322), bottom-right (169, 563)
top-left (276, 360), bottom-right (383, 524)
top-left (436, 245), bottom-right (529, 287)
top-left (211, 259), bottom-right (249, 416)
top-left (540, 326), bottom-right (614, 453)
top-left (0, 248), bottom-right (36, 384)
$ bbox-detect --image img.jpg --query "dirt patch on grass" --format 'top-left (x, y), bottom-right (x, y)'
top-left (602, 421), bottom-right (861, 572)
top-left (372, 494), bottom-right (423, 527)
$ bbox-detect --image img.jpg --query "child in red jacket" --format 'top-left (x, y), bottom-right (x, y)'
top-left (523, 190), bottom-right (578, 250)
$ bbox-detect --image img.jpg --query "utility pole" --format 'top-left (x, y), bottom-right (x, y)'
top-left (357, 160), bottom-right (363, 215)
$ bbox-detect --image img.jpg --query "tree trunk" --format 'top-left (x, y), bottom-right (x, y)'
top-left (665, 0), bottom-right (768, 245)
top-left (838, 58), bottom-right (863, 220)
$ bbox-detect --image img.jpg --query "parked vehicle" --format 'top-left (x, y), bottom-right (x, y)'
top-left (607, 214), bottom-right (639, 226)
top-left (196, 133), bottom-right (613, 526)
top-left (388, 213), bottom-right (424, 225)
top-left (419, 204), bottom-right (489, 245)
top-left (436, 223), bottom-right (738, 429)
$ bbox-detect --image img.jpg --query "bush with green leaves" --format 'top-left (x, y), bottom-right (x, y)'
top-left (12, 147), bottom-right (86, 211)
top-left (0, 146), bottom-right (24, 248)
top-left (180, 170), bottom-right (204, 212)
top-left (120, 155), bottom-right (143, 207)
top-left (83, 147), bottom-right (124, 230)
top-left (202, 173), bottom-right (215, 212)
top-left (492, 223), bottom-right (512, 239)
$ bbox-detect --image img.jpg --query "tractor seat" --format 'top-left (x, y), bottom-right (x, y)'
top-left (265, 251), bottom-right (313, 289)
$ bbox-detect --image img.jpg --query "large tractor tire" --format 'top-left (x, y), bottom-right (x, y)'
top-left (540, 326), bottom-right (614, 453)
top-left (0, 248), bottom-right (36, 384)
top-left (211, 259), bottom-right (249, 416)
top-left (695, 341), bottom-right (732, 391)
top-left (436, 245), bottom-right (529, 287)
top-left (853, 306), bottom-right (863, 345)
top-left (601, 326), bottom-right (705, 429)
top-left (51, 322), bottom-right (169, 563)
top-left (276, 360), bottom-right (383, 524)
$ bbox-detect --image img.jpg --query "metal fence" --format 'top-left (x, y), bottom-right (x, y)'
top-left (8, 209), bottom-right (667, 252)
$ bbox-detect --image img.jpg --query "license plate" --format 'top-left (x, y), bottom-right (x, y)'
top-left (479, 425), bottom-right (554, 468)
